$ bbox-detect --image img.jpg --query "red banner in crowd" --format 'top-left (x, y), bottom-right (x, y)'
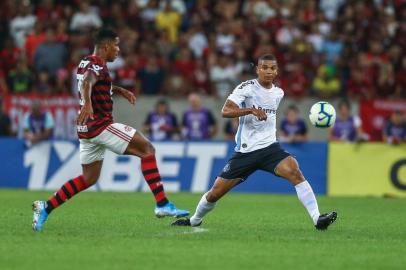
top-left (360, 100), bottom-right (406, 141)
top-left (3, 94), bottom-right (79, 139)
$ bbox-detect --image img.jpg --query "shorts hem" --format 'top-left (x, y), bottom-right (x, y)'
top-left (80, 156), bottom-right (104, 165)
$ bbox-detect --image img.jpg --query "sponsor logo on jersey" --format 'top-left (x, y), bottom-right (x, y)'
top-left (252, 105), bottom-right (276, 114)
top-left (238, 81), bottom-right (254, 89)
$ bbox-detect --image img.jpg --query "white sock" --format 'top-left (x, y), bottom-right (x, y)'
top-left (295, 181), bottom-right (320, 225)
top-left (190, 192), bottom-right (216, 226)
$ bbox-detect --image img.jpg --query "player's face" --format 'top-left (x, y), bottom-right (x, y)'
top-left (105, 37), bottom-right (120, 62)
top-left (256, 60), bottom-right (278, 84)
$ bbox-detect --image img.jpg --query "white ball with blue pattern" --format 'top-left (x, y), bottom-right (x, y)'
top-left (309, 101), bottom-right (336, 128)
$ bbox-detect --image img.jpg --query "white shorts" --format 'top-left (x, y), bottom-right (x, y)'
top-left (79, 123), bottom-right (136, 164)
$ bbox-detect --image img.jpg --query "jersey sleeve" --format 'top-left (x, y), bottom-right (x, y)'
top-left (87, 62), bottom-right (104, 78)
top-left (227, 82), bottom-right (251, 107)
top-left (79, 58), bottom-right (104, 79)
top-left (275, 87), bottom-right (285, 107)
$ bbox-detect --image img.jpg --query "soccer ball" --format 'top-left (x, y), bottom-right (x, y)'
top-left (309, 101), bottom-right (336, 128)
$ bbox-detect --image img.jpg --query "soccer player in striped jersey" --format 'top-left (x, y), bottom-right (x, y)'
top-left (172, 54), bottom-right (337, 230)
top-left (32, 29), bottom-right (189, 232)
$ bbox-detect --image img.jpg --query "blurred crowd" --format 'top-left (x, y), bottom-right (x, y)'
top-left (1, 93), bottom-right (405, 144)
top-left (0, 0), bottom-right (406, 100)
top-left (0, 0), bottom-right (406, 144)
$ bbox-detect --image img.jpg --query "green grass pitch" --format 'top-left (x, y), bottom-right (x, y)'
top-left (0, 189), bottom-right (405, 270)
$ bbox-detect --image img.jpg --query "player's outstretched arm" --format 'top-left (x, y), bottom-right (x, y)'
top-left (78, 71), bottom-right (97, 125)
top-left (221, 100), bottom-right (267, 121)
top-left (112, 85), bottom-right (136, 105)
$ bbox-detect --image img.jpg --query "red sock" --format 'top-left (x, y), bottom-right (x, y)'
top-left (46, 175), bottom-right (89, 213)
top-left (141, 155), bottom-right (169, 207)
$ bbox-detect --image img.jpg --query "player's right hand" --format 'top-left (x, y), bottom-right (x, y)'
top-left (77, 103), bottom-right (94, 125)
top-left (251, 108), bottom-right (267, 121)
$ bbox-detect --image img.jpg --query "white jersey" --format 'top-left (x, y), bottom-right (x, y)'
top-left (227, 79), bottom-right (284, 153)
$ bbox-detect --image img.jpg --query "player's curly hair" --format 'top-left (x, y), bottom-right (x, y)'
top-left (95, 28), bottom-right (118, 45)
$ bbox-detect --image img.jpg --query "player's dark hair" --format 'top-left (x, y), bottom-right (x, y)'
top-left (257, 54), bottom-right (276, 64)
top-left (95, 29), bottom-right (118, 45)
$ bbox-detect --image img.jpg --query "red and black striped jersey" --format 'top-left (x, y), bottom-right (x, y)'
top-left (76, 55), bottom-right (113, 139)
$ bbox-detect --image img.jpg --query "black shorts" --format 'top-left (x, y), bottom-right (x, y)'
top-left (219, 142), bottom-right (291, 181)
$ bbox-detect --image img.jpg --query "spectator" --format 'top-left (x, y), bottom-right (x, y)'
top-left (215, 21), bottom-right (235, 55)
top-left (281, 63), bottom-right (309, 98)
top-left (276, 18), bottom-right (301, 47)
top-left (24, 21), bottom-right (46, 64)
top-left (280, 105), bottom-right (308, 143)
top-left (192, 58), bottom-right (211, 95)
top-left (143, 99), bottom-right (179, 141)
top-left (383, 110), bottom-right (406, 145)
top-left (188, 25), bottom-right (208, 58)
top-left (162, 71), bottom-right (190, 97)
top-left (36, 72), bottom-right (52, 94)
top-left (34, 27), bottom-right (68, 78)
top-left (9, 2), bottom-right (36, 48)
top-left (312, 64), bottom-right (341, 98)
top-left (319, 0), bottom-right (344, 21)
top-left (321, 31), bottom-right (343, 65)
top-left (0, 38), bottom-right (22, 75)
top-left (116, 55), bottom-right (137, 90)
top-left (224, 118), bottom-right (239, 141)
top-left (23, 100), bottom-right (54, 147)
top-left (155, 0), bottom-right (181, 43)
top-left (210, 54), bottom-right (241, 98)
top-left (0, 98), bottom-right (12, 137)
top-left (173, 48), bottom-right (196, 83)
top-left (182, 93), bottom-right (217, 140)
top-left (69, 1), bottom-right (102, 31)
top-left (0, 0), bottom-right (406, 107)
top-left (7, 57), bottom-right (33, 94)
top-left (347, 66), bottom-right (374, 100)
top-left (137, 56), bottom-right (165, 95)
top-left (328, 99), bottom-right (365, 142)
top-left (140, 0), bottom-right (160, 24)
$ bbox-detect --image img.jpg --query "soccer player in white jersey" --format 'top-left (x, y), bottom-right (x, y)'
top-left (172, 54), bottom-right (337, 230)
